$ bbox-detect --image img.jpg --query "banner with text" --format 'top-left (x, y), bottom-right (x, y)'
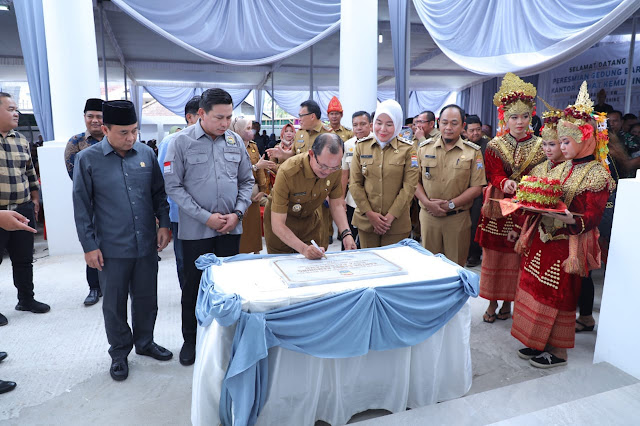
top-left (540, 42), bottom-right (640, 114)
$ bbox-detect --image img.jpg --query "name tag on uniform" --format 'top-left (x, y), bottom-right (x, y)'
top-left (346, 152), bottom-right (353, 157)
top-left (297, 139), bottom-right (304, 143)
top-left (361, 154), bottom-right (373, 158)
top-left (293, 192), bottom-right (307, 196)
top-left (163, 161), bottom-right (172, 174)
top-left (424, 154), bottom-right (436, 158)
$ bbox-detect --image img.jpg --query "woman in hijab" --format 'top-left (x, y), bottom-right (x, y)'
top-left (230, 117), bottom-right (275, 253)
top-left (348, 99), bottom-right (419, 248)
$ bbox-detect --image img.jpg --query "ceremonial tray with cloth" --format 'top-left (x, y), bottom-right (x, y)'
top-left (191, 239), bottom-right (479, 426)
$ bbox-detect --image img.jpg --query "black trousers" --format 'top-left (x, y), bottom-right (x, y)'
top-left (578, 272), bottom-right (594, 317)
top-left (341, 205), bottom-right (359, 250)
top-left (0, 202), bottom-right (35, 303)
top-left (468, 194), bottom-right (483, 260)
top-left (182, 235), bottom-right (240, 344)
top-left (86, 265), bottom-right (100, 290)
top-left (99, 253), bottom-right (159, 360)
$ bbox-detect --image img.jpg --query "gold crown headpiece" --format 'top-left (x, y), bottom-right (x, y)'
top-left (494, 73), bottom-right (537, 136)
top-left (538, 97), bottom-right (562, 140)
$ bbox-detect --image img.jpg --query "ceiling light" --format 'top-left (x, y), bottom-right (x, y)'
top-left (378, 34), bottom-right (383, 44)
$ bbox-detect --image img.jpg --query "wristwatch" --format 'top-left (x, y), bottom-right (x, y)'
top-left (448, 200), bottom-right (456, 210)
top-left (234, 210), bottom-right (244, 221)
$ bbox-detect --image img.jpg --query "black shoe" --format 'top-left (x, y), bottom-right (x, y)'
top-left (517, 347), bottom-right (543, 360)
top-left (98, 289), bottom-right (103, 297)
top-left (0, 380), bottom-right (16, 394)
top-left (84, 289), bottom-right (100, 306)
top-left (529, 352), bottom-right (567, 369)
top-left (179, 342), bottom-right (196, 366)
top-left (466, 257), bottom-right (481, 267)
top-left (136, 342), bottom-right (172, 361)
top-left (0, 312), bottom-right (7, 326)
top-left (15, 299), bottom-right (50, 313)
top-left (110, 358), bottom-right (128, 381)
top-left (0, 352), bottom-right (7, 362)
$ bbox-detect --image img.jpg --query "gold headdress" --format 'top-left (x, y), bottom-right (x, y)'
top-left (557, 81), bottom-right (609, 169)
top-left (538, 97), bottom-right (562, 141)
top-left (494, 73), bottom-right (537, 136)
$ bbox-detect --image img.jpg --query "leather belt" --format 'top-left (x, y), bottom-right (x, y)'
top-left (446, 209), bottom-right (467, 216)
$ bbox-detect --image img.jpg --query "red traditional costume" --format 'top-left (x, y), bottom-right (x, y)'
top-left (511, 82), bottom-right (615, 352)
top-left (476, 73), bottom-right (545, 301)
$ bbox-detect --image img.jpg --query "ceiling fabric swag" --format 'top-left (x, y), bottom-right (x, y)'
top-left (112, 0), bottom-right (341, 66)
top-left (412, 0), bottom-right (640, 75)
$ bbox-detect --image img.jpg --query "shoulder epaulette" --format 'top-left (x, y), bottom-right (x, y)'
top-left (356, 135), bottom-right (374, 144)
top-left (419, 138), bottom-right (434, 147)
top-left (463, 140), bottom-right (481, 150)
top-left (322, 125), bottom-right (332, 132)
top-left (343, 126), bottom-right (352, 131)
top-left (398, 136), bottom-right (413, 145)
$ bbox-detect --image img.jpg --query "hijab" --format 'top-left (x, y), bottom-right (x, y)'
top-left (373, 99), bottom-right (403, 146)
top-left (230, 117), bottom-right (252, 142)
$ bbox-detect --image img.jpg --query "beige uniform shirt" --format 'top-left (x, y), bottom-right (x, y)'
top-left (417, 136), bottom-right (487, 211)
top-left (349, 135), bottom-right (419, 234)
top-left (264, 153), bottom-right (342, 252)
top-left (332, 125), bottom-right (354, 142)
top-left (293, 121), bottom-right (332, 155)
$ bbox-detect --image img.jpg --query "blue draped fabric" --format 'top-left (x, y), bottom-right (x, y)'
top-left (377, 90), bottom-right (396, 103)
top-left (267, 90), bottom-right (338, 121)
top-left (412, 0), bottom-right (640, 75)
top-left (253, 90), bottom-right (264, 122)
top-left (13, 0), bottom-right (54, 141)
top-left (457, 88), bottom-right (470, 115)
top-left (389, 0), bottom-right (410, 116)
top-left (481, 78), bottom-right (499, 134)
top-left (195, 239), bottom-right (479, 426)
top-left (408, 91), bottom-right (452, 118)
top-left (144, 86), bottom-right (250, 116)
top-left (112, 0), bottom-right (341, 66)
top-left (131, 85), bottom-right (144, 126)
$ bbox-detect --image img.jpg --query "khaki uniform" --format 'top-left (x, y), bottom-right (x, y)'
top-left (240, 141), bottom-right (269, 254)
top-left (417, 136), bottom-right (487, 266)
top-left (321, 125), bottom-right (354, 241)
top-left (332, 125), bottom-right (354, 142)
top-left (264, 152), bottom-right (342, 253)
top-left (292, 121), bottom-right (332, 155)
top-left (349, 135), bottom-right (419, 248)
top-left (413, 127), bottom-right (441, 150)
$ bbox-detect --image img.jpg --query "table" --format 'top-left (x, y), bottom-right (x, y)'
top-left (191, 241), bottom-right (477, 426)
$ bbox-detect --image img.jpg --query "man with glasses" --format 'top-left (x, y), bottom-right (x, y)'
top-left (263, 133), bottom-right (356, 258)
top-left (413, 110), bottom-right (440, 148)
top-left (0, 92), bottom-right (49, 328)
top-left (64, 98), bottom-right (104, 306)
top-left (164, 88), bottom-right (253, 366)
top-left (267, 99), bottom-right (331, 161)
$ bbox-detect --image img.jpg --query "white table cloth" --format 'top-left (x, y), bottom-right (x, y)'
top-left (191, 245), bottom-right (473, 426)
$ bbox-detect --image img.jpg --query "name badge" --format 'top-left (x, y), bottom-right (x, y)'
top-left (361, 154), bottom-right (373, 158)
top-left (424, 154), bottom-right (436, 158)
top-left (293, 192), bottom-right (307, 196)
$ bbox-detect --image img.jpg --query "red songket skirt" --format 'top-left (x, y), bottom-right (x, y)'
top-left (479, 248), bottom-right (520, 301)
top-left (510, 234), bottom-right (582, 349)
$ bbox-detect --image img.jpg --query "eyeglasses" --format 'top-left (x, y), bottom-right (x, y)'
top-left (314, 155), bottom-right (341, 172)
top-left (299, 112), bottom-right (314, 118)
top-left (413, 120), bottom-right (433, 125)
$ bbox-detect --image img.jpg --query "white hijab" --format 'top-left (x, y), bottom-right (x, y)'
top-left (373, 99), bottom-right (403, 147)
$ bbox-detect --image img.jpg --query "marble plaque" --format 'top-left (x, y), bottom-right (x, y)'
top-left (271, 251), bottom-right (407, 288)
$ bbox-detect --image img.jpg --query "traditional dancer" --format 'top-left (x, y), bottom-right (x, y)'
top-left (476, 73), bottom-right (545, 323)
top-left (509, 82), bottom-right (615, 368)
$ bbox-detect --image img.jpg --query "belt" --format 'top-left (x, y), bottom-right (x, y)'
top-left (446, 209), bottom-right (467, 216)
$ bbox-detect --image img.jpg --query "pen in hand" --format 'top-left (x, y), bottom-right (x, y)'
top-left (310, 239), bottom-right (327, 259)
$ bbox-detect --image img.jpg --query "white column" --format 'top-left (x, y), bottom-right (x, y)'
top-left (594, 173), bottom-right (640, 379)
top-left (339, 0), bottom-right (378, 127)
top-left (37, 0), bottom-right (101, 256)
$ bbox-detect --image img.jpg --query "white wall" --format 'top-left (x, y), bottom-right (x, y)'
top-left (594, 173), bottom-right (640, 379)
